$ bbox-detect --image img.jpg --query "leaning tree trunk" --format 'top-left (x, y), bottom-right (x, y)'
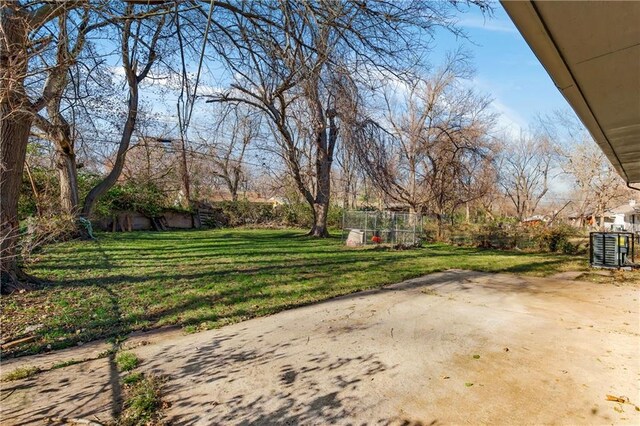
top-left (81, 8), bottom-right (163, 219)
top-left (81, 86), bottom-right (138, 218)
top-left (1, 11), bottom-right (34, 293)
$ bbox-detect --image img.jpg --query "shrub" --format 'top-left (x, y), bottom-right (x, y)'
top-left (422, 220), bottom-right (439, 243)
top-left (534, 224), bottom-right (576, 252)
top-left (216, 201), bottom-right (280, 226)
top-left (19, 214), bottom-right (78, 263)
top-left (97, 181), bottom-right (169, 218)
top-left (18, 166), bottom-right (60, 220)
top-left (559, 239), bottom-right (578, 255)
top-left (209, 202), bottom-right (348, 230)
top-left (472, 222), bottom-right (514, 249)
top-left (441, 220), bottom-right (583, 254)
top-left (279, 202), bottom-right (313, 228)
top-left (326, 205), bottom-right (344, 229)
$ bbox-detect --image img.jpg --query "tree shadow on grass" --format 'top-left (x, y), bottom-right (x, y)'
top-left (502, 258), bottom-right (583, 275)
top-left (10, 251), bottom-right (421, 356)
top-left (10, 229), bottom-right (584, 358)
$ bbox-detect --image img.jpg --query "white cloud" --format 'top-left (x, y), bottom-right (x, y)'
top-left (490, 98), bottom-right (529, 137)
top-left (458, 16), bottom-right (517, 34)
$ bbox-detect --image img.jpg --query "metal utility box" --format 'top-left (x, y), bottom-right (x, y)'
top-left (345, 229), bottom-right (365, 247)
top-left (590, 232), bottom-right (635, 268)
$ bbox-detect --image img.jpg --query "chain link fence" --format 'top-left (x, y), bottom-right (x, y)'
top-left (342, 210), bottom-right (423, 246)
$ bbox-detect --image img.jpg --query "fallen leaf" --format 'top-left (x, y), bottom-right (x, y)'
top-left (465, 382), bottom-right (473, 387)
top-left (473, 354), bottom-right (480, 359)
top-left (606, 395), bottom-right (629, 403)
top-left (442, 376), bottom-right (450, 379)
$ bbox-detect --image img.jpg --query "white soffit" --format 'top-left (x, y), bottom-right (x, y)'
top-left (501, 0), bottom-right (640, 185)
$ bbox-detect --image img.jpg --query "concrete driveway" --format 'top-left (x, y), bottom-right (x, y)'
top-left (2, 270), bottom-right (639, 425)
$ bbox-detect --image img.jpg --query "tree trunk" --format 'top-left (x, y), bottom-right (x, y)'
top-left (81, 93), bottom-right (137, 218)
top-left (0, 108), bottom-right (34, 293)
top-left (56, 148), bottom-right (79, 215)
top-left (435, 213), bottom-right (444, 241)
top-left (179, 136), bottom-right (191, 209)
top-left (310, 202), bottom-right (329, 237)
top-left (1, 10), bottom-right (34, 293)
top-left (81, 57), bottom-right (139, 218)
top-left (81, 7), bottom-right (165, 218)
top-left (226, 175), bottom-right (239, 202)
top-left (308, 123), bottom-right (333, 238)
top-left (342, 180), bottom-right (349, 209)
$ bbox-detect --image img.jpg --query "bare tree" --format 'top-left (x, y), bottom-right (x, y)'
top-left (202, 105), bottom-right (259, 201)
top-left (334, 140), bottom-right (359, 209)
top-left (565, 142), bottom-right (630, 227)
top-left (1, 1), bottom-right (98, 292)
top-left (120, 136), bottom-right (179, 191)
top-left (541, 111), bottom-right (631, 227)
top-left (207, 1), bottom-right (490, 236)
top-left (81, 3), bottom-right (168, 218)
top-left (354, 55), bottom-right (496, 236)
top-left (30, 6), bottom-right (110, 216)
top-left (498, 133), bottom-right (555, 221)
top-left (0, 1), bottom-right (171, 290)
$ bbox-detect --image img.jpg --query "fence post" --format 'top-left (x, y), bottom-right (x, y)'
top-left (394, 213), bottom-right (398, 245)
top-left (364, 211), bottom-right (368, 245)
top-left (413, 213), bottom-right (416, 245)
top-left (342, 209), bottom-right (346, 243)
top-left (373, 213), bottom-right (377, 242)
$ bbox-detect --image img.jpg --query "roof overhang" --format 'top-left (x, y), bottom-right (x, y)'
top-left (501, 1), bottom-right (640, 185)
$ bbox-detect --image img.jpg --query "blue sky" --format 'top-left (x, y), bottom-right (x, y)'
top-left (92, 3), bottom-right (577, 196)
top-left (106, 3), bottom-right (571, 139)
top-left (429, 4), bottom-right (570, 134)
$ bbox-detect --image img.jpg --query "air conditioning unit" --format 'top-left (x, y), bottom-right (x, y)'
top-left (590, 232), bottom-right (635, 268)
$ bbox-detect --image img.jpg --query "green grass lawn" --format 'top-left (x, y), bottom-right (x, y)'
top-left (2, 228), bottom-right (589, 357)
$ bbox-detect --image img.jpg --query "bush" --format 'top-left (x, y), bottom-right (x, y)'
top-left (472, 222), bottom-right (514, 249)
top-left (216, 201), bottom-right (280, 226)
top-left (19, 170), bottom-right (105, 220)
top-left (534, 224), bottom-right (576, 252)
top-left (18, 166), bottom-right (59, 220)
top-left (96, 181), bottom-right (169, 218)
top-left (440, 220), bottom-right (583, 254)
top-left (326, 205), bottom-right (344, 229)
top-left (422, 220), bottom-right (440, 243)
top-left (558, 239), bottom-right (578, 255)
top-left (208, 201), bottom-right (347, 230)
top-left (279, 202), bottom-right (313, 228)
top-left (19, 214), bottom-right (78, 263)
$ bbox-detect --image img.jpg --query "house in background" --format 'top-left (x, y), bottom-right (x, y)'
top-left (608, 200), bottom-right (640, 232)
top-left (567, 210), bottom-right (615, 229)
top-left (522, 215), bottom-right (550, 226)
top-left (566, 200), bottom-right (640, 231)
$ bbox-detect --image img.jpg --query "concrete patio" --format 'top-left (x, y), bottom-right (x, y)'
top-left (2, 270), bottom-right (638, 425)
